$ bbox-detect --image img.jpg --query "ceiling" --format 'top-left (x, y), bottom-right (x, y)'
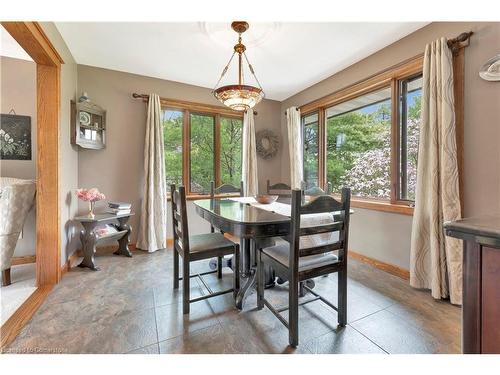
top-left (55, 22), bottom-right (428, 101)
top-left (0, 25), bottom-right (33, 61)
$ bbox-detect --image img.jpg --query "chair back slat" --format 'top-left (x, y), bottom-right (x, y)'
top-left (210, 181), bottom-right (244, 196)
top-left (170, 184), bottom-right (190, 256)
top-left (299, 221), bottom-right (343, 236)
top-left (299, 241), bottom-right (343, 257)
top-left (300, 195), bottom-right (343, 214)
top-left (267, 180), bottom-right (292, 197)
top-left (288, 188), bottom-right (351, 271)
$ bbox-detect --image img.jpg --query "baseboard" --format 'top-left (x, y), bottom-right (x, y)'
top-left (11, 255), bottom-right (36, 266)
top-left (0, 285), bottom-right (53, 352)
top-left (349, 250), bottom-right (410, 280)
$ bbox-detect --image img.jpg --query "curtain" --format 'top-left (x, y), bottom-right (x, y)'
top-left (242, 110), bottom-right (258, 196)
top-left (286, 107), bottom-right (303, 189)
top-left (137, 94), bottom-right (168, 252)
top-left (410, 38), bottom-right (462, 305)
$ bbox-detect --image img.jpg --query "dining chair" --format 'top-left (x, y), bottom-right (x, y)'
top-left (256, 187), bottom-right (351, 347)
top-left (267, 180), bottom-right (292, 197)
top-left (170, 184), bottom-right (240, 314)
top-left (209, 181), bottom-right (244, 278)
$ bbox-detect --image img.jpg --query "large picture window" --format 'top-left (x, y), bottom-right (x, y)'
top-left (162, 102), bottom-right (243, 195)
top-left (300, 57), bottom-right (424, 210)
top-left (326, 87), bottom-right (392, 199)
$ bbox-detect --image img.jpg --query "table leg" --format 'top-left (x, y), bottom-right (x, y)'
top-left (78, 224), bottom-right (100, 271)
top-left (235, 238), bottom-right (255, 309)
top-left (114, 217), bottom-right (132, 257)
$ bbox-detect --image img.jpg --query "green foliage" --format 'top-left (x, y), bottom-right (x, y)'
top-left (163, 111), bottom-right (242, 193)
top-left (220, 118), bottom-right (243, 187)
top-left (190, 114), bottom-right (214, 193)
top-left (163, 110), bottom-right (183, 186)
top-left (326, 102), bottom-right (391, 196)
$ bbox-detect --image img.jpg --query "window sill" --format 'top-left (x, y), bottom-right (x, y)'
top-left (350, 198), bottom-right (414, 216)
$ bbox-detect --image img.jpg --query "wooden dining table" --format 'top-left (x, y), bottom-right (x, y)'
top-left (194, 197), bottom-right (349, 309)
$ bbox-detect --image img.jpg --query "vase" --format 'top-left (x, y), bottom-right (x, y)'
top-left (88, 201), bottom-right (95, 219)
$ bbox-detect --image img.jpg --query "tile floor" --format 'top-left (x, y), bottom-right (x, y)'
top-left (5, 249), bottom-right (461, 354)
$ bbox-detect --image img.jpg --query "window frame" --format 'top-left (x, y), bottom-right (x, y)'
top-left (161, 97), bottom-right (244, 198)
top-left (300, 56), bottom-right (424, 215)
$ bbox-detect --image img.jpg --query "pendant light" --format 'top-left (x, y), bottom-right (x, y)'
top-left (213, 21), bottom-right (265, 111)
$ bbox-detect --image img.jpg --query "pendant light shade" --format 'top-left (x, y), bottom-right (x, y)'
top-left (213, 22), bottom-right (265, 111)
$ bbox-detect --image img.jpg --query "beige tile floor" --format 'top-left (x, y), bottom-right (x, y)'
top-left (5, 249), bottom-right (461, 354)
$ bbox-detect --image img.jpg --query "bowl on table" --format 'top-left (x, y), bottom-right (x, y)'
top-left (254, 194), bottom-right (279, 204)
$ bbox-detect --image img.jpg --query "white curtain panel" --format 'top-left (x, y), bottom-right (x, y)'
top-left (286, 107), bottom-right (303, 189)
top-left (137, 93), bottom-right (168, 252)
top-left (242, 110), bottom-right (258, 196)
top-left (410, 38), bottom-right (463, 305)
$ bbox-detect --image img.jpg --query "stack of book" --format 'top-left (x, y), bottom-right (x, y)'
top-left (107, 201), bottom-right (132, 215)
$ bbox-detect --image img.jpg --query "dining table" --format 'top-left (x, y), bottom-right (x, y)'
top-left (194, 196), bottom-right (349, 310)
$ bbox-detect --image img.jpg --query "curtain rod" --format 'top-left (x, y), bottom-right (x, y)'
top-left (132, 93), bottom-right (257, 115)
top-left (447, 31), bottom-right (473, 55)
top-left (284, 31), bottom-right (473, 116)
top-left (284, 107), bottom-right (300, 115)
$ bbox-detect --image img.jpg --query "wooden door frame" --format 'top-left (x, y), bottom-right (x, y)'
top-left (1, 22), bottom-right (63, 286)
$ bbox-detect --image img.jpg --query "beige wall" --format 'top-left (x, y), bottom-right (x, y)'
top-left (40, 23), bottom-right (80, 267)
top-left (280, 22), bottom-right (500, 269)
top-left (77, 65), bottom-right (282, 241)
top-left (0, 56), bottom-right (37, 257)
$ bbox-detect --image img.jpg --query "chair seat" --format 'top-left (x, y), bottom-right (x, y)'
top-left (262, 242), bottom-right (338, 272)
top-left (183, 233), bottom-right (236, 260)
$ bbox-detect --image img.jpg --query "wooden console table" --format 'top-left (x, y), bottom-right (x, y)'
top-left (75, 212), bottom-right (134, 271)
top-left (444, 215), bottom-right (500, 354)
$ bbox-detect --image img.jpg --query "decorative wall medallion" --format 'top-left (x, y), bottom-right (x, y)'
top-left (479, 54), bottom-right (500, 81)
top-left (256, 129), bottom-right (279, 160)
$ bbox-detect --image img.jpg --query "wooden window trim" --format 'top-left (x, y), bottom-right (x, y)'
top-left (300, 55), bottom-right (424, 214)
top-left (163, 102), bottom-right (243, 197)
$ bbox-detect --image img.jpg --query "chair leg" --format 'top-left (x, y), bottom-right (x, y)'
top-left (2, 268), bottom-right (11, 286)
top-left (299, 281), bottom-right (306, 297)
top-left (288, 274), bottom-right (299, 347)
top-left (217, 256), bottom-right (223, 279)
top-left (182, 258), bottom-right (190, 314)
top-left (257, 250), bottom-right (264, 310)
top-left (173, 248), bottom-right (179, 289)
top-left (338, 267), bottom-right (347, 327)
top-left (233, 246), bottom-right (240, 298)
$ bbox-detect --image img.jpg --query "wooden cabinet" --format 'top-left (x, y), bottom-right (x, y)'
top-left (445, 216), bottom-right (500, 354)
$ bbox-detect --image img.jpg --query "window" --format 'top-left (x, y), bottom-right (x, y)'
top-left (163, 110), bottom-right (183, 187)
top-left (220, 117), bottom-right (243, 187)
top-left (299, 57), bottom-right (424, 209)
top-left (398, 75), bottom-right (422, 201)
top-left (162, 100), bottom-right (243, 196)
top-left (190, 113), bottom-right (214, 193)
top-left (302, 112), bottom-right (319, 189)
top-left (326, 87), bottom-right (392, 199)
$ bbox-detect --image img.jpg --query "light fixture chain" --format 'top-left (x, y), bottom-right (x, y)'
top-left (243, 52), bottom-right (264, 91)
top-left (213, 51), bottom-right (236, 91)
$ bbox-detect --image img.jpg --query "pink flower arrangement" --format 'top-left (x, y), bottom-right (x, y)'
top-left (76, 187), bottom-right (106, 202)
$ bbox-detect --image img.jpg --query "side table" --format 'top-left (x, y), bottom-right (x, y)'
top-left (74, 212), bottom-right (134, 271)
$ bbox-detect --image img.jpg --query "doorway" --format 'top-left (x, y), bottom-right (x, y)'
top-left (1, 21), bottom-right (62, 349)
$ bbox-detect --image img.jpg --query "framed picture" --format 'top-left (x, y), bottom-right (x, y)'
top-left (0, 114), bottom-right (32, 160)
